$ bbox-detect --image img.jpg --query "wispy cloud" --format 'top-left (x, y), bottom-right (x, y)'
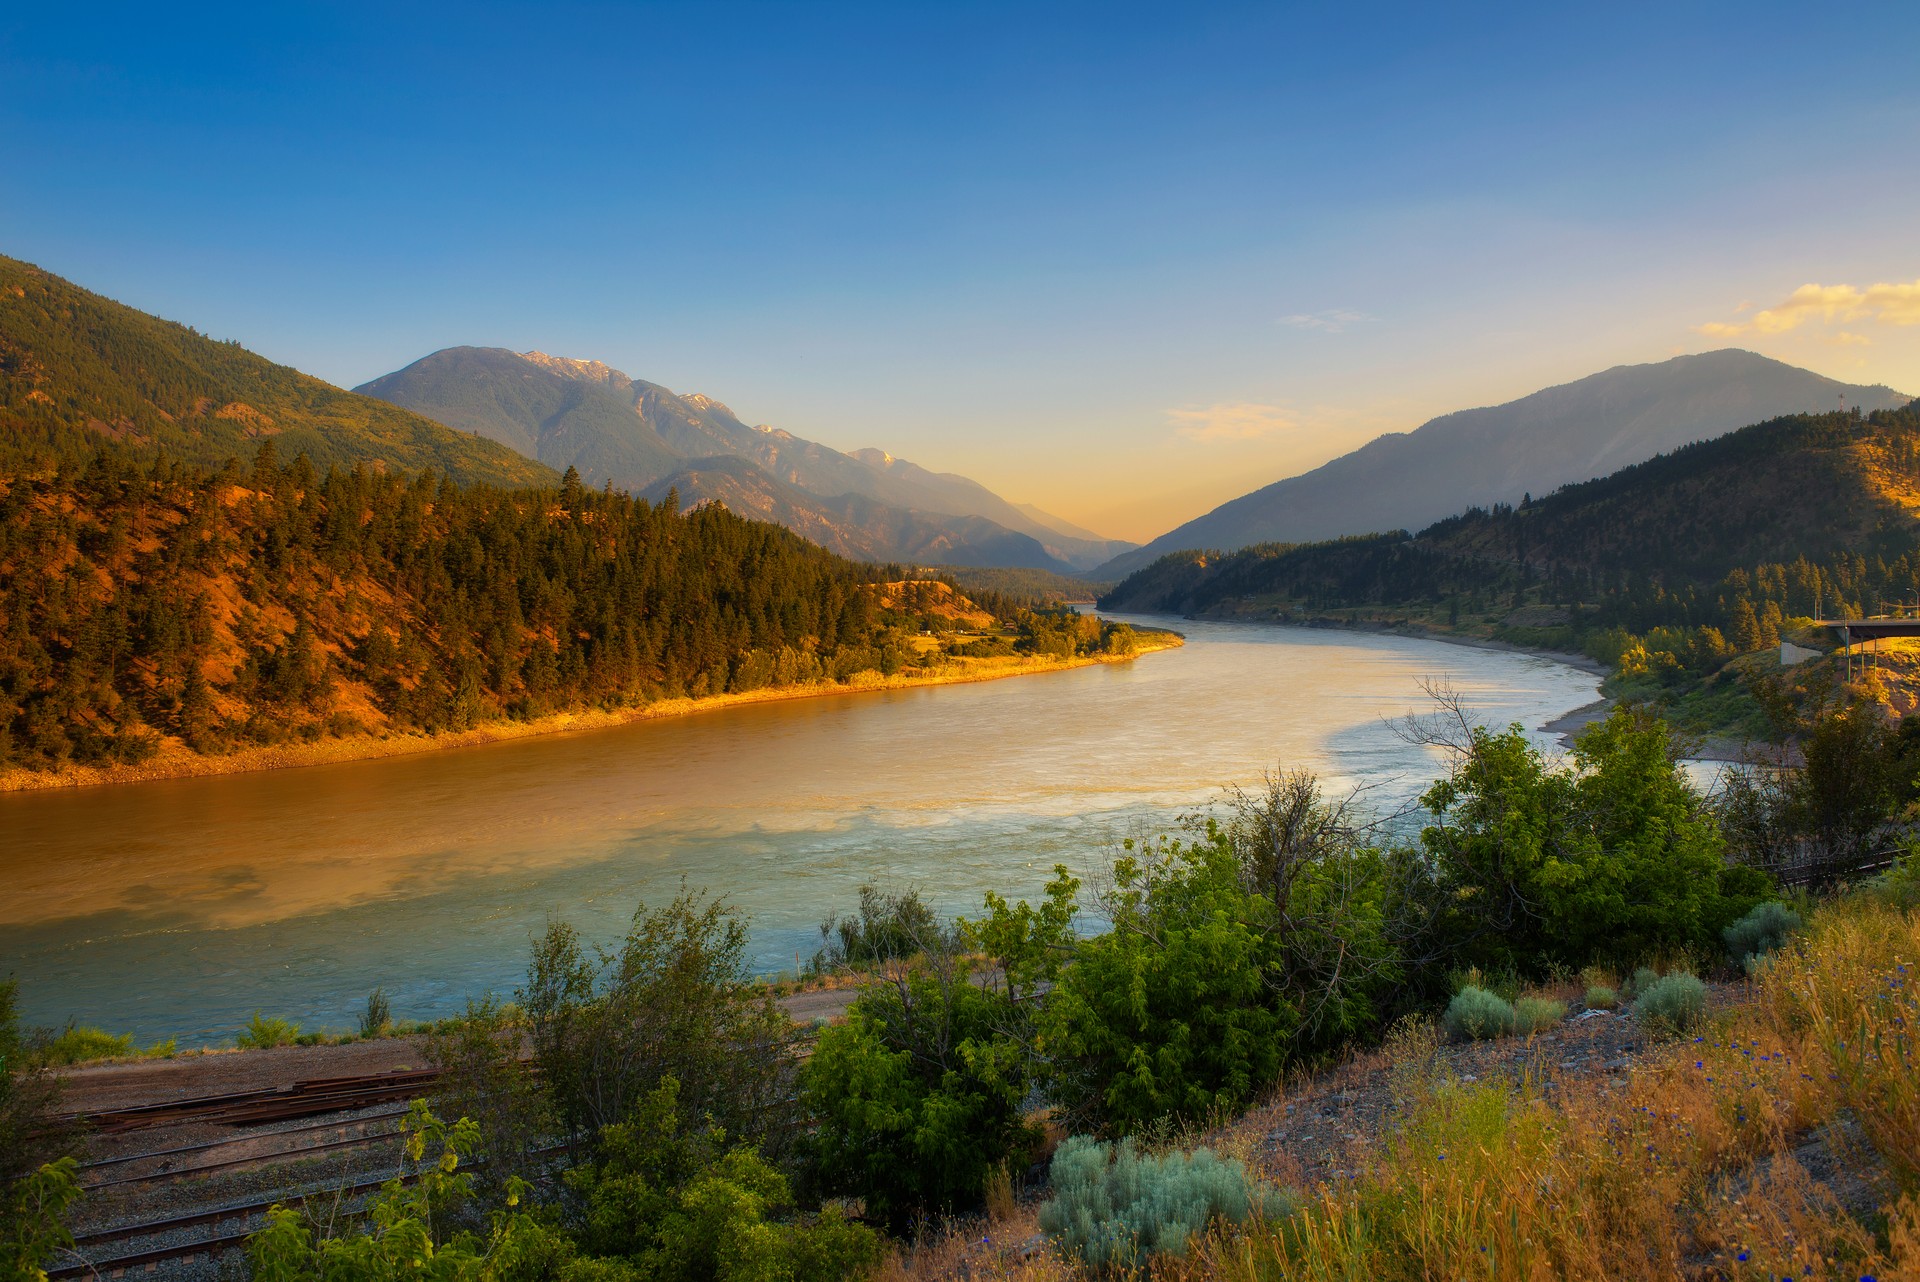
top-left (1278, 308), bottom-right (1375, 333)
top-left (1168, 402), bottom-right (1298, 443)
top-left (1698, 279), bottom-right (1920, 337)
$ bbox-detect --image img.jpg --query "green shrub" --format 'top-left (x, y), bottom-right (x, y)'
top-left (1513, 997), bottom-right (1567, 1033)
top-left (1038, 1135), bottom-right (1293, 1271)
top-left (1041, 841), bottom-right (1292, 1134)
top-left (812, 884), bottom-right (943, 970)
top-left (1722, 900), bottom-right (1802, 969)
top-left (569, 1079), bottom-right (882, 1282)
top-left (1418, 708), bottom-right (1763, 972)
top-left (425, 994), bottom-right (551, 1202)
top-left (34, 1026), bottom-right (175, 1066)
top-left (1627, 966), bottom-right (1660, 998)
top-left (252, 1093), bottom-right (882, 1282)
top-left (235, 1012), bottom-right (300, 1049)
top-left (248, 1102), bottom-right (573, 1280)
top-left (2, 1158), bottom-right (81, 1281)
top-left (1876, 848), bottom-right (1920, 912)
top-left (803, 962), bottom-right (1036, 1230)
top-left (1443, 986), bottom-right (1516, 1040)
top-left (1583, 984), bottom-right (1618, 1010)
top-left (38, 1028), bottom-right (133, 1065)
top-left (1634, 972), bottom-right (1707, 1036)
top-left (1447, 967), bottom-right (1519, 1004)
top-left (524, 888), bottom-right (797, 1158)
top-left (358, 987), bottom-right (391, 1038)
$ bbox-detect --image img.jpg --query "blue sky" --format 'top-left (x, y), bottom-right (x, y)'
top-left (5, 2), bottom-right (1919, 539)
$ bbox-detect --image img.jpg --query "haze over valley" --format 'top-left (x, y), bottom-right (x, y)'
top-left (356, 345), bottom-right (1136, 571)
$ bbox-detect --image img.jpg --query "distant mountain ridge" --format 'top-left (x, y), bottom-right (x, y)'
top-left (0, 255), bottom-right (556, 488)
top-left (356, 346), bottom-right (1133, 571)
top-left (1095, 350), bottom-right (1911, 579)
top-left (639, 456), bottom-right (1075, 570)
top-left (1102, 405), bottom-right (1920, 626)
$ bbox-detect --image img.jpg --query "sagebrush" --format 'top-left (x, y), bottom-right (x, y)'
top-left (1038, 1135), bottom-right (1291, 1271)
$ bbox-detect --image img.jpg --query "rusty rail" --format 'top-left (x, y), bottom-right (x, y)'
top-left (63, 1068), bottom-right (442, 1135)
top-left (80, 1104), bottom-right (411, 1173)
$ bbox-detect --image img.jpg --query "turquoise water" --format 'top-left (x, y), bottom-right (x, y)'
top-left (0, 617), bottom-right (1597, 1043)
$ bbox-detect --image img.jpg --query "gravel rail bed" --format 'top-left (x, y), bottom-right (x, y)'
top-left (61, 1103), bottom-right (417, 1282)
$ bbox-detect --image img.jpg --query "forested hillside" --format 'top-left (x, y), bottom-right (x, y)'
top-left (0, 256), bottom-right (555, 488)
top-left (0, 445), bottom-right (1063, 775)
top-left (1104, 407), bottom-right (1920, 724)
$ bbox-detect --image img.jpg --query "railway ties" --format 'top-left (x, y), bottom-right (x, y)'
top-left (56, 1145), bottom-right (577, 1279)
top-left (54, 1069), bottom-right (447, 1278)
top-left (64, 1067), bottom-right (443, 1134)
top-left (79, 1105), bottom-right (411, 1180)
top-left (83, 1117), bottom-right (409, 1192)
top-left (51, 1172), bottom-right (402, 1280)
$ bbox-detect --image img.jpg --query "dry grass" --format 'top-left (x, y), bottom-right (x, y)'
top-left (873, 1205), bottom-right (1080, 1282)
top-left (891, 895), bottom-right (1920, 1281)
top-left (1761, 900), bottom-right (1920, 1188)
top-left (1200, 895), bottom-right (1919, 1282)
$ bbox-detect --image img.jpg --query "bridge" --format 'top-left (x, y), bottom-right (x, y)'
top-left (1817, 616), bottom-right (1920, 679)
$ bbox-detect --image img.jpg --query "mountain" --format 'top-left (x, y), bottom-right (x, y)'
top-left (1102, 405), bottom-right (1920, 635)
top-left (356, 346), bottom-right (1133, 569)
top-left (0, 256), bottom-right (556, 488)
top-left (1094, 350), bottom-right (1911, 580)
top-left (839, 447), bottom-right (1135, 566)
top-left (641, 455), bottom-right (1076, 571)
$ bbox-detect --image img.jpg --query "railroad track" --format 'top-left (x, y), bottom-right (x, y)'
top-left (52, 1170), bottom-right (407, 1280)
top-left (64, 1067), bottom-right (443, 1135)
top-left (81, 1111), bottom-right (410, 1191)
top-left (50, 1071), bottom-right (449, 1277)
top-left (56, 1143), bottom-right (575, 1280)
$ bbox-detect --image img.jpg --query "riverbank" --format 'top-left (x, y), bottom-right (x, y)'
top-left (0, 633), bottom-right (1182, 794)
top-left (1129, 608), bottom-right (1611, 722)
top-left (54, 984), bottom-right (865, 1116)
top-left (1148, 609), bottom-right (1777, 761)
top-left (1243, 614), bottom-right (1610, 678)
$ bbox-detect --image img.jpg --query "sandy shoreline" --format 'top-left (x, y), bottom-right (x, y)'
top-left (1144, 610), bottom-right (1770, 760)
top-left (1286, 620), bottom-right (1630, 749)
top-left (0, 635), bottom-right (1182, 795)
top-left (1255, 617), bottom-right (1768, 762)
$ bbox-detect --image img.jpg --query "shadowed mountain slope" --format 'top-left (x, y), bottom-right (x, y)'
top-left (1103, 406), bottom-right (1920, 621)
top-left (357, 346), bottom-right (1132, 569)
top-left (640, 455), bottom-right (1076, 571)
top-left (1095, 351), bottom-right (1910, 580)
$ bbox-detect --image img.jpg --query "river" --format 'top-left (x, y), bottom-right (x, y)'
top-left (0, 616), bottom-right (1599, 1044)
